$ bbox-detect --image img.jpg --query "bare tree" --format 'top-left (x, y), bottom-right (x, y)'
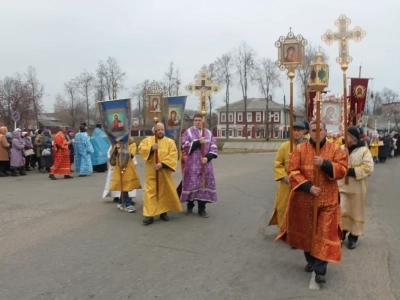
top-left (133, 80), bottom-right (150, 136)
top-left (25, 66), bottom-right (44, 128)
top-left (234, 42), bottom-right (256, 139)
top-left (253, 58), bottom-right (282, 140)
top-left (382, 87), bottom-right (400, 130)
top-left (296, 43), bottom-right (329, 114)
top-left (64, 79), bottom-right (82, 129)
top-left (164, 62), bottom-right (181, 97)
top-left (95, 62), bottom-right (107, 102)
top-left (78, 71), bottom-right (95, 126)
top-left (0, 75), bottom-right (32, 129)
top-left (97, 57), bottom-right (126, 100)
top-left (370, 91), bottom-right (383, 115)
top-left (215, 52), bottom-right (234, 139)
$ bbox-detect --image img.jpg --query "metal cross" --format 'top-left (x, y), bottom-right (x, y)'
top-left (321, 14), bottom-right (366, 65)
top-left (185, 69), bottom-right (221, 113)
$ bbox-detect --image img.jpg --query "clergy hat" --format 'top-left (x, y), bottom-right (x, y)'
top-left (81, 122), bottom-right (87, 127)
top-left (348, 125), bottom-right (360, 141)
top-left (293, 121), bottom-right (306, 129)
top-left (95, 122), bottom-right (102, 129)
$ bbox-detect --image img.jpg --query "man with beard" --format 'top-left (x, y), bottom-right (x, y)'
top-left (339, 126), bottom-right (374, 249)
top-left (138, 123), bottom-right (182, 225)
top-left (276, 121), bottom-right (348, 284)
top-left (268, 121), bottom-right (308, 229)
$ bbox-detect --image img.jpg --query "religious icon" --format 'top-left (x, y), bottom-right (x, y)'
top-left (167, 108), bottom-right (181, 127)
top-left (149, 96), bottom-right (161, 112)
top-left (109, 113), bottom-right (125, 132)
top-left (284, 45), bottom-right (298, 63)
top-left (322, 106), bottom-right (338, 125)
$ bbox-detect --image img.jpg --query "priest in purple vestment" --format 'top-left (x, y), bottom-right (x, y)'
top-left (180, 113), bottom-right (218, 218)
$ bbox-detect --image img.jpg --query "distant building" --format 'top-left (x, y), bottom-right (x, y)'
top-left (216, 98), bottom-right (303, 139)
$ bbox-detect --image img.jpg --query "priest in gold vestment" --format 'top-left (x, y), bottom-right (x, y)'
top-left (138, 123), bottom-right (183, 225)
top-left (276, 121), bottom-right (348, 284)
top-left (339, 126), bottom-right (374, 249)
top-left (268, 122), bottom-right (308, 228)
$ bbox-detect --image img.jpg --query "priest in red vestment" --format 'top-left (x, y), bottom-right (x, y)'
top-left (49, 126), bottom-right (73, 180)
top-left (276, 120), bottom-right (348, 284)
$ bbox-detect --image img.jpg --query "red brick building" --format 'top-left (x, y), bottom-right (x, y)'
top-left (216, 98), bottom-right (303, 139)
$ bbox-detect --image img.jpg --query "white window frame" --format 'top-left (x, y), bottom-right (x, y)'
top-left (237, 113), bottom-right (243, 122)
top-left (221, 113), bottom-right (226, 122)
top-left (256, 112), bottom-right (261, 122)
top-left (268, 112), bottom-right (272, 122)
top-left (237, 129), bottom-right (242, 137)
top-left (247, 130), bottom-right (252, 138)
top-left (228, 113), bottom-right (233, 122)
top-left (247, 113), bottom-right (252, 122)
top-left (221, 129), bottom-right (226, 137)
top-left (274, 129), bottom-right (279, 138)
top-left (274, 112), bottom-right (279, 122)
top-left (228, 129), bottom-right (233, 137)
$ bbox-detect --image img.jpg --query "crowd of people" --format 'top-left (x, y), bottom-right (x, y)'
top-left (0, 122), bottom-right (109, 178)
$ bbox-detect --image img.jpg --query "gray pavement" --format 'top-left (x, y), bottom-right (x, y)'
top-left (0, 153), bottom-right (399, 300)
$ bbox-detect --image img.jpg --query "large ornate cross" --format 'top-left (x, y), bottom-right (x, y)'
top-left (185, 69), bottom-right (221, 114)
top-left (321, 14), bottom-right (366, 66)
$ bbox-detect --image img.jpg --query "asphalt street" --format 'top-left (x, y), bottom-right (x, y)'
top-left (0, 153), bottom-right (398, 300)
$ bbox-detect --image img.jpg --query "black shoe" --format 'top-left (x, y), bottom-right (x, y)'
top-left (64, 175), bottom-right (73, 179)
top-left (348, 240), bottom-right (357, 249)
top-left (305, 263), bottom-right (313, 273)
top-left (186, 207), bottom-right (193, 216)
top-left (11, 171), bottom-right (19, 177)
top-left (315, 274), bottom-right (326, 284)
top-left (131, 200), bottom-right (136, 206)
top-left (78, 174), bottom-right (86, 177)
top-left (113, 197), bottom-right (119, 203)
top-left (291, 246), bottom-right (297, 249)
top-left (198, 210), bottom-right (209, 218)
top-left (160, 213), bottom-right (169, 222)
top-left (0, 173), bottom-right (8, 177)
top-left (143, 217), bottom-right (154, 225)
top-left (49, 174), bottom-right (57, 180)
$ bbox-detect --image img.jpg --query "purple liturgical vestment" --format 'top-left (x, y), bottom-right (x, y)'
top-left (180, 126), bottom-right (218, 203)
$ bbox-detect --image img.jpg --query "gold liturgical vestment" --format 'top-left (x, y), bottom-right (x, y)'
top-left (268, 138), bottom-right (307, 227)
top-left (338, 146), bottom-right (374, 236)
top-left (139, 136), bottom-right (183, 217)
top-left (276, 139), bottom-right (348, 263)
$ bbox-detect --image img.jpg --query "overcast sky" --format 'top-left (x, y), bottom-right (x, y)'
top-left (1, 0), bottom-right (398, 113)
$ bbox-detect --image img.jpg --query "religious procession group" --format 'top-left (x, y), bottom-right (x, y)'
top-left (269, 120), bottom-right (376, 285)
top-left (0, 123), bottom-right (109, 179)
top-left (102, 113), bottom-right (218, 224)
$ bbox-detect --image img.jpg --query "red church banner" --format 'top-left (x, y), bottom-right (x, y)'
top-left (349, 78), bottom-right (369, 125)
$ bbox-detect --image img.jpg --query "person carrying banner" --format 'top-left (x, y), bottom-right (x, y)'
top-left (138, 122), bottom-right (182, 225)
top-left (268, 121), bottom-right (308, 229)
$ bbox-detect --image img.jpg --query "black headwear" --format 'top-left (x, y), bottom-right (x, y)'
top-left (348, 125), bottom-right (360, 141)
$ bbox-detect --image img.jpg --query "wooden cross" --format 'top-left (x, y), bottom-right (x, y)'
top-left (185, 69), bottom-right (221, 113)
top-left (321, 14), bottom-right (366, 65)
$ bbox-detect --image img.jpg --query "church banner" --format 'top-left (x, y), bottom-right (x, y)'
top-left (350, 78), bottom-right (369, 125)
top-left (97, 98), bottom-right (132, 145)
top-left (163, 96), bottom-right (187, 149)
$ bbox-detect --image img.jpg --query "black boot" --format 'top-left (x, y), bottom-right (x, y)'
top-left (49, 174), bottom-right (57, 180)
top-left (186, 201), bottom-right (195, 216)
top-left (11, 168), bottom-right (19, 176)
top-left (315, 274), bottom-right (326, 284)
top-left (160, 212), bottom-right (169, 221)
top-left (348, 234), bottom-right (358, 249)
top-left (19, 168), bottom-right (27, 176)
top-left (342, 230), bottom-right (348, 241)
top-left (143, 217), bottom-right (154, 225)
top-left (198, 201), bottom-right (209, 218)
top-left (64, 175), bottom-right (73, 179)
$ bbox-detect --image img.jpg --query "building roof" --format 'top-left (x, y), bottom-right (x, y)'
top-left (216, 97), bottom-right (303, 116)
top-left (38, 119), bottom-right (63, 127)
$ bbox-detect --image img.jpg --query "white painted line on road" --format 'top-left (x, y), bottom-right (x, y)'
top-left (309, 272), bottom-right (321, 290)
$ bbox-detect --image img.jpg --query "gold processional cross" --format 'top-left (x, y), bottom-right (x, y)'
top-left (321, 14), bottom-right (366, 65)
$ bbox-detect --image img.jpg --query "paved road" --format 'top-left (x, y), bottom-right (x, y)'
top-left (0, 153), bottom-right (398, 300)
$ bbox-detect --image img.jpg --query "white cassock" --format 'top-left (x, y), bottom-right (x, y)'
top-left (102, 146), bottom-right (137, 199)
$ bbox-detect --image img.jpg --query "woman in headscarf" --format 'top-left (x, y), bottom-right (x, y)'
top-left (0, 126), bottom-right (10, 177)
top-left (22, 132), bottom-right (34, 171)
top-left (10, 130), bottom-right (26, 176)
top-left (40, 129), bottom-right (53, 173)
